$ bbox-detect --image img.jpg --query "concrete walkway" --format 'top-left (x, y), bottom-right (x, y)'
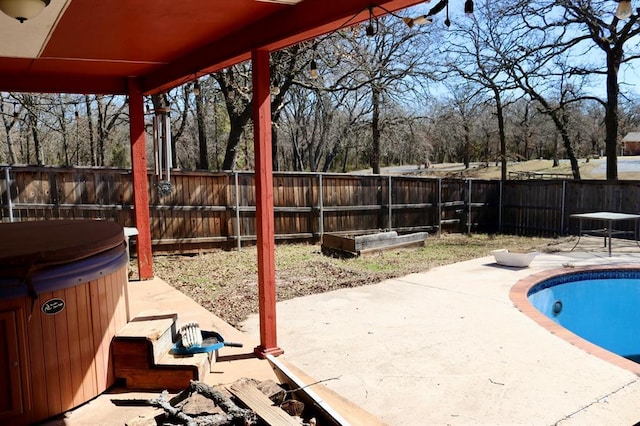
top-left (241, 244), bottom-right (640, 425)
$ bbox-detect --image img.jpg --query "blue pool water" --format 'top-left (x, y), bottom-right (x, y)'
top-left (528, 270), bottom-right (640, 363)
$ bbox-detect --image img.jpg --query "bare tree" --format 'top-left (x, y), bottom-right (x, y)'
top-left (212, 64), bottom-right (253, 170)
top-left (283, 86), bottom-right (333, 172)
top-left (13, 94), bottom-right (44, 165)
top-left (505, 58), bottom-right (586, 178)
top-left (619, 97), bottom-right (640, 138)
top-left (193, 79), bottom-right (209, 170)
top-left (508, 99), bottom-right (541, 161)
top-left (313, 13), bottom-right (434, 174)
top-left (54, 95), bottom-right (71, 165)
top-left (269, 45), bottom-right (306, 171)
top-left (0, 93), bottom-right (20, 164)
top-left (281, 80), bottom-right (371, 172)
top-left (84, 95), bottom-right (127, 166)
top-left (441, 81), bottom-right (486, 169)
top-left (441, 0), bottom-right (518, 180)
top-left (211, 44), bottom-right (306, 171)
top-left (515, 0), bottom-right (640, 180)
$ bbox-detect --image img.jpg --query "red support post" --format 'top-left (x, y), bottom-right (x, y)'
top-left (128, 77), bottom-right (154, 280)
top-left (252, 49), bottom-right (283, 358)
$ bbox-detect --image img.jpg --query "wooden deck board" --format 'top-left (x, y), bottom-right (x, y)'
top-left (228, 383), bottom-right (299, 426)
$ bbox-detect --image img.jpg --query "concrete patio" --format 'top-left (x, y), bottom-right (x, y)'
top-left (50, 236), bottom-right (640, 425)
top-left (240, 237), bottom-right (640, 425)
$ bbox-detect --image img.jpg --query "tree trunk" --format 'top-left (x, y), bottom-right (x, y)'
top-left (2, 114), bottom-right (17, 165)
top-left (566, 141), bottom-right (581, 179)
top-left (463, 122), bottom-right (471, 169)
top-left (551, 112), bottom-right (581, 179)
top-left (194, 81), bottom-right (209, 170)
top-left (522, 104), bottom-right (530, 161)
top-left (58, 100), bottom-right (70, 166)
top-left (341, 146), bottom-right (350, 173)
top-left (271, 125), bottom-right (279, 171)
top-left (97, 96), bottom-right (105, 166)
top-left (22, 124), bottom-right (30, 164)
top-left (84, 95), bottom-right (96, 166)
top-left (371, 86), bottom-right (381, 174)
top-left (604, 50), bottom-right (620, 180)
top-left (292, 134), bottom-right (303, 171)
top-left (322, 137), bottom-right (342, 172)
top-left (494, 89), bottom-right (507, 181)
top-left (552, 132), bottom-right (559, 167)
top-left (271, 106), bottom-right (283, 172)
top-left (307, 136), bottom-right (316, 172)
top-left (4, 132), bottom-right (16, 164)
top-left (222, 118), bottom-right (246, 170)
top-left (31, 118), bottom-right (43, 166)
top-left (483, 129), bottom-right (491, 167)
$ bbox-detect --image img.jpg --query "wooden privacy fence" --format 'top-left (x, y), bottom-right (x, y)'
top-left (501, 180), bottom-right (640, 236)
top-left (2, 165), bottom-right (640, 252)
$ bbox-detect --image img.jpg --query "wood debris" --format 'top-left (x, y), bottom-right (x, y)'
top-left (118, 379), bottom-right (314, 426)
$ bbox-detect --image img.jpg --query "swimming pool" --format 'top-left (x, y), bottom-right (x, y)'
top-left (526, 269), bottom-right (640, 364)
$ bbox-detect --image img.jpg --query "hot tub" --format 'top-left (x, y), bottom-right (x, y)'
top-left (0, 220), bottom-right (129, 425)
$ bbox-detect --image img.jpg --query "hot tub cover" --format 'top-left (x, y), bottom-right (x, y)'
top-left (0, 220), bottom-right (127, 298)
top-left (0, 219), bottom-right (124, 266)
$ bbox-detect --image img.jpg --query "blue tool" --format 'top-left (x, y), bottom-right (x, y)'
top-left (171, 330), bottom-right (243, 355)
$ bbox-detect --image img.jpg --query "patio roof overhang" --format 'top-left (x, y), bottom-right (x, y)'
top-left (0, 0), bottom-right (424, 358)
top-left (0, 0), bottom-right (423, 95)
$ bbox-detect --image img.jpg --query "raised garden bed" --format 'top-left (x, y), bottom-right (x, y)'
top-left (321, 231), bottom-right (428, 258)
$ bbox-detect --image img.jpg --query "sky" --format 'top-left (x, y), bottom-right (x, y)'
top-left (392, 1), bottom-right (640, 111)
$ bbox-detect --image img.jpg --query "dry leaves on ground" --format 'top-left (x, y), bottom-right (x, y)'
top-left (146, 233), bottom-right (567, 326)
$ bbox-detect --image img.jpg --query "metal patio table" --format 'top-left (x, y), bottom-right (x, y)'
top-left (570, 212), bottom-right (640, 257)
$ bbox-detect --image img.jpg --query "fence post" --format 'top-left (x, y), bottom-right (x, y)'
top-left (467, 179), bottom-right (472, 235)
top-left (318, 173), bottom-right (324, 237)
top-left (3, 167), bottom-right (14, 222)
top-left (561, 180), bottom-right (567, 236)
top-left (388, 175), bottom-right (393, 231)
top-left (438, 178), bottom-right (442, 237)
top-left (234, 171), bottom-right (241, 250)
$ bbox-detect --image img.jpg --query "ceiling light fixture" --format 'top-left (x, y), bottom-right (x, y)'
top-left (615, 0), bottom-right (633, 19)
top-left (365, 5), bottom-right (378, 37)
top-left (464, 0), bottom-right (474, 15)
top-left (0, 0), bottom-right (50, 23)
top-left (309, 59), bottom-right (318, 79)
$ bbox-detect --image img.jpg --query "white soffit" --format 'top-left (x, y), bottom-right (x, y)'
top-left (0, 0), bottom-right (70, 59)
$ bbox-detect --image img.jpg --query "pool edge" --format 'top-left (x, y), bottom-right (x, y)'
top-left (510, 264), bottom-right (640, 376)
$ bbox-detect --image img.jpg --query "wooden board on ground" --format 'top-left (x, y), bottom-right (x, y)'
top-left (359, 232), bottom-right (428, 256)
top-left (228, 383), bottom-right (299, 426)
top-left (267, 354), bottom-right (387, 426)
